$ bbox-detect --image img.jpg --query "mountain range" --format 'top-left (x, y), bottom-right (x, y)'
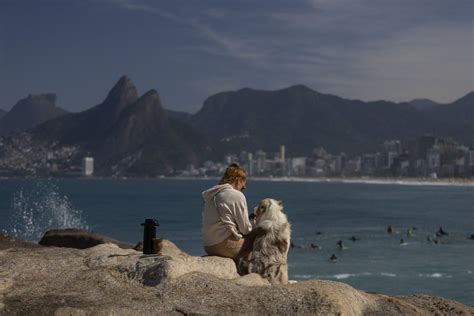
top-left (190, 85), bottom-right (473, 155)
top-left (31, 76), bottom-right (213, 175)
top-left (1, 76), bottom-right (472, 175)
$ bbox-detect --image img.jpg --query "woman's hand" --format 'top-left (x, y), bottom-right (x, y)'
top-left (249, 213), bottom-right (257, 226)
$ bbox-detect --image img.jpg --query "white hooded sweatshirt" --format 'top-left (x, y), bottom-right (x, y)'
top-left (202, 183), bottom-right (253, 246)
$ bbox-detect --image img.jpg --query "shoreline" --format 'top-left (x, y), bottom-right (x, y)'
top-left (168, 175), bottom-right (474, 186)
top-left (249, 176), bottom-right (474, 186)
top-left (1, 175), bottom-right (473, 186)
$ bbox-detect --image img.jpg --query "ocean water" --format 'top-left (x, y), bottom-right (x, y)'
top-left (0, 178), bottom-right (473, 306)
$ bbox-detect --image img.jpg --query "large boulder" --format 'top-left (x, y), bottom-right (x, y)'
top-left (83, 243), bottom-right (239, 286)
top-left (38, 228), bottom-right (136, 249)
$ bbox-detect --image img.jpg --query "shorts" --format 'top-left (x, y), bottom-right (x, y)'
top-left (204, 237), bottom-right (245, 259)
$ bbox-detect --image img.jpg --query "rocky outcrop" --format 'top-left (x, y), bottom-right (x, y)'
top-left (0, 235), bottom-right (472, 315)
top-left (0, 234), bottom-right (40, 250)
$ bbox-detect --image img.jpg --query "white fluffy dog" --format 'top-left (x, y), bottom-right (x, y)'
top-left (238, 198), bottom-right (291, 284)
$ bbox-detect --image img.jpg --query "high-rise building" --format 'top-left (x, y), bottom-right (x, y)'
top-left (427, 148), bottom-right (441, 169)
top-left (287, 157), bottom-right (306, 176)
top-left (362, 153), bottom-right (379, 174)
top-left (247, 152), bottom-right (253, 176)
top-left (280, 145), bottom-right (286, 162)
top-left (82, 157), bottom-right (94, 176)
top-left (255, 150), bottom-right (267, 174)
top-left (383, 140), bottom-right (402, 154)
top-left (280, 145), bottom-right (286, 176)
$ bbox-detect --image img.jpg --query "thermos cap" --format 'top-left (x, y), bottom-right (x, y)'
top-left (141, 218), bottom-right (160, 226)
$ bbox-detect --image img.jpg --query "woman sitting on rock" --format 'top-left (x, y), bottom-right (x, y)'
top-left (202, 163), bottom-right (254, 259)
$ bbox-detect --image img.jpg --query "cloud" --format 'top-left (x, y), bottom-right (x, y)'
top-left (105, 0), bottom-right (473, 104)
top-left (350, 21), bottom-right (474, 102)
top-left (107, 0), bottom-right (271, 65)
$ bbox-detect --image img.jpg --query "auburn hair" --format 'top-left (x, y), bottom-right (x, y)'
top-left (219, 163), bottom-right (247, 185)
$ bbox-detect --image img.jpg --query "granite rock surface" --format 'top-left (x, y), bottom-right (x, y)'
top-left (0, 234), bottom-right (472, 315)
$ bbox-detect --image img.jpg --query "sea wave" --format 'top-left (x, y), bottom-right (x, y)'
top-left (294, 271), bottom-right (462, 280)
top-left (418, 273), bottom-right (452, 278)
top-left (293, 274), bottom-right (313, 279)
top-left (311, 272), bottom-right (398, 280)
top-left (334, 273), bottom-right (367, 279)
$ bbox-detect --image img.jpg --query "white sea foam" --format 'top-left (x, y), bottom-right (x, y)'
top-left (315, 272), bottom-right (397, 280)
top-left (2, 181), bottom-right (89, 241)
top-left (333, 273), bottom-right (352, 279)
top-left (332, 272), bottom-right (372, 279)
top-left (418, 273), bottom-right (452, 278)
top-left (293, 274), bottom-right (312, 279)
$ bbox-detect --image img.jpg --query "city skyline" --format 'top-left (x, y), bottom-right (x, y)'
top-left (186, 137), bottom-right (474, 179)
top-left (1, 0), bottom-right (473, 113)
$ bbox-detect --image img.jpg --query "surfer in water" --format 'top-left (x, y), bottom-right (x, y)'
top-left (291, 242), bottom-right (304, 249)
top-left (387, 225), bottom-right (394, 234)
top-left (349, 235), bottom-right (359, 242)
top-left (436, 227), bottom-right (448, 237)
top-left (337, 240), bottom-right (344, 250)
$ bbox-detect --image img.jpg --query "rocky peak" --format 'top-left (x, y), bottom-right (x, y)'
top-left (285, 84), bottom-right (314, 93)
top-left (120, 89), bottom-right (168, 127)
top-left (99, 76), bottom-right (139, 120)
top-left (106, 76), bottom-right (138, 102)
top-left (139, 89), bottom-right (161, 105)
top-left (0, 93), bottom-right (68, 136)
top-left (409, 98), bottom-right (439, 110)
top-left (452, 91), bottom-right (474, 105)
top-left (26, 93), bottom-right (57, 103)
top-left (15, 93), bottom-right (58, 109)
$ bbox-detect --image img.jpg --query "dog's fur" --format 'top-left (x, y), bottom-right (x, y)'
top-left (238, 198), bottom-right (291, 284)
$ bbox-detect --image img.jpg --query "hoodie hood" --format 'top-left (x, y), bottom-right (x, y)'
top-left (202, 183), bottom-right (234, 202)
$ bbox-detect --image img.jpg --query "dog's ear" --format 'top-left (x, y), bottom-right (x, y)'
top-left (263, 199), bottom-right (271, 207)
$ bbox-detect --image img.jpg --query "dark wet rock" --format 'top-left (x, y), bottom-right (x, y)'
top-left (38, 228), bottom-right (135, 249)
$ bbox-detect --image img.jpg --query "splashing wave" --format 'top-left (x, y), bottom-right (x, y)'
top-left (2, 181), bottom-right (89, 241)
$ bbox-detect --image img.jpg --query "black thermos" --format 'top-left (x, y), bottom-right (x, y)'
top-left (141, 218), bottom-right (160, 254)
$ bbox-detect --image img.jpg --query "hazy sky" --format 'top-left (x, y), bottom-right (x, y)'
top-left (0, 0), bottom-right (473, 113)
